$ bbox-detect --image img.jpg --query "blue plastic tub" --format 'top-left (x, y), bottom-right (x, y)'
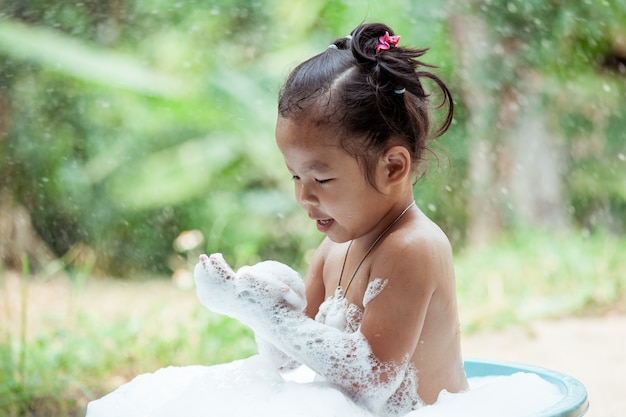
top-left (464, 358), bottom-right (589, 417)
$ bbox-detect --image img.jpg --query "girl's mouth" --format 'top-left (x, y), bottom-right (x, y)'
top-left (316, 218), bottom-right (334, 232)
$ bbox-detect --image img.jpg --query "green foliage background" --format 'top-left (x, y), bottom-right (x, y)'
top-left (0, 0), bottom-right (624, 275)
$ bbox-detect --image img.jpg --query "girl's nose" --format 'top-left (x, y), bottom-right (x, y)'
top-left (297, 182), bottom-right (318, 207)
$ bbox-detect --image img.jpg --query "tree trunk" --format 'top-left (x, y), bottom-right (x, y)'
top-left (448, 13), bottom-right (502, 246)
top-left (448, 12), bottom-right (568, 245)
top-left (0, 90), bottom-right (54, 271)
top-left (506, 83), bottom-right (568, 229)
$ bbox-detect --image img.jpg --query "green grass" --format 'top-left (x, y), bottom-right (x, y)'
top-left (455, 228), bottom-right (626, 332)
top-left (0, 275), bottom-right (257, 417)
top-left (1, 228), bottom-right (625, 416)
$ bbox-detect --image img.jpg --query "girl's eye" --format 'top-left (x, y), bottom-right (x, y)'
top-left (290, 175), bottom-right (331, 184)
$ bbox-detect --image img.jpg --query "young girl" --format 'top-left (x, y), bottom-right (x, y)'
top-left (195, 21), bottom-right (467, 414)
top-left (87, 22), bottom-right (468, 417)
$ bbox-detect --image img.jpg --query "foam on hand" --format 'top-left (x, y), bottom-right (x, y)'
top-left (193, 253), bottom-right (306, 317)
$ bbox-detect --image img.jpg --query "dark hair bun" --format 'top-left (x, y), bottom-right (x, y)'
top-left (278, 22), bottom-right (454, 184)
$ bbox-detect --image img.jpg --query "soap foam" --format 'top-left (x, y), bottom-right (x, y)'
top-left (87, 357), bottom-right (564, 417)
top-left (86, 255), bottom-right (565, 416)
top-left (409, 372), bottom-right (563, 417)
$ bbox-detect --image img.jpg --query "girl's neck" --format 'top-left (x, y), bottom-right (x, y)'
top-left (357, 198), bottom-right (415, 245)
top-left (337, 200), bottom-right (416, 296)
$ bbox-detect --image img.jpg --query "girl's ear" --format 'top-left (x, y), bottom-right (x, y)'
top-left (382, 145), bottom-right (411, 185)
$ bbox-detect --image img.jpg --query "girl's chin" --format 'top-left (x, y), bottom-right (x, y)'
top-left (315, 220), bottom-right (354, 243)
top-left (324, 232), bottom-right (353, 244)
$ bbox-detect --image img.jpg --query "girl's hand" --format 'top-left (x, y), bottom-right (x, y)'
top-left (194, 254), bottom-right (305, 371)
top-left (193, 253), bottom-right (306, 319)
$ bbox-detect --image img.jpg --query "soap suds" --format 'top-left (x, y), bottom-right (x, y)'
top-left (86, 255), bottom-right (565, 417)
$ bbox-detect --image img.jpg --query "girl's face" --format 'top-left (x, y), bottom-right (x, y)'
top-left (276, 117), bottom-right (391, 243)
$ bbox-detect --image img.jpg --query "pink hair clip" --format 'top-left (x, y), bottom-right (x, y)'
top-left (376, 31), bottom-right (401, 54)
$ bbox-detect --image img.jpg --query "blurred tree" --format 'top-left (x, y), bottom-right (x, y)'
top-left (0, 0), bottom-right (458, 276)
top-left (0, 0), bottom-right (290, 275)
top-left (448, 0), bottom-right (626, 244)
top-left (0, 0), bottom-right (624, 278)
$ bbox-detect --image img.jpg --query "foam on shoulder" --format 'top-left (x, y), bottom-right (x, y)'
top-left (363, 278), bottom-right (388, 307)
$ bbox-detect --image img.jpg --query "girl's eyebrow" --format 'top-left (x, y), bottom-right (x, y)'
top-left (305, 161), bottom-right (331, 172)
top-left (285, 160), bottom-right (331, 174)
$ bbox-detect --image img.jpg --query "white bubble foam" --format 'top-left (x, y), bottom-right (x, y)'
top-left (363, 278), bottom-right (388, 307)
top-left (86, 256), bottom-right (565, 416)
top-left (409, 372), bottom-right (563, 417)
top-left (87, 357), bottom-right (564, 417)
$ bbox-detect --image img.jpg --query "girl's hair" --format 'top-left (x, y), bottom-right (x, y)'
top-left (278, 22), bottom-right (454, 186)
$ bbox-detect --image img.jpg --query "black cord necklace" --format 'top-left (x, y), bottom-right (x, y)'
top-left (336, 200), bottom-right (415, 297)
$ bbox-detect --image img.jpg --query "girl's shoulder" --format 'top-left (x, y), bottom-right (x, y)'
top-left (308, 236), bottom-right (346, 271)
top-left (312, 236), bottom-right (334, 260)
top-left (388, 209), bottom-right (451, 253)
top-left (374, 211), bottom-right (454, 282)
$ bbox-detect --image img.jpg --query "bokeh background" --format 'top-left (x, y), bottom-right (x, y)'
top-left (1, 0), bottom-right (624, 416)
